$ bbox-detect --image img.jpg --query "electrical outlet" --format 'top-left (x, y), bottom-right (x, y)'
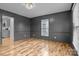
top-left (54, 36), bottom-right (56, 39)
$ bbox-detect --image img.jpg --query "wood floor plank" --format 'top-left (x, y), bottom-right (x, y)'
top-left (0, 38), bottom-right (77, 56)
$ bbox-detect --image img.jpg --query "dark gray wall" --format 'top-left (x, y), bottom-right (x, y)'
top-left (14, 16), bottom-right (30, 41)
top-left (0, 9), bottom-right (30, 42)
top-left (31, 11), bottom-right (72, 42)
top-left (0, 8), bottom-right (72, 43)
top-left (0, 13), bottom-right (2, 43)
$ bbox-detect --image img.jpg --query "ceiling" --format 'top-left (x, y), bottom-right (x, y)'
top-left (0, 3), bottom-right (72, 18)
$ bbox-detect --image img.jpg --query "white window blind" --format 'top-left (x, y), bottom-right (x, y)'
top-left (41, 19), bottom-right (49, 36)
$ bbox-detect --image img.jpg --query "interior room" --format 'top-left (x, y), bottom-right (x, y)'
top-left (0, 3), bottom-right (78, 56)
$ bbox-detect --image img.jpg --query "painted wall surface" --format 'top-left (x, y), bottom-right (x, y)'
top-left (14, 16), bottom-right (30, 41)
top-left (31, 11), bottom-right (72, 42)
top-left (0, 9), bottom-right (30, 41)
top-left (0, 8), bottom-right (72, 43)
top-left (0, 13), bottom-right (1, 43)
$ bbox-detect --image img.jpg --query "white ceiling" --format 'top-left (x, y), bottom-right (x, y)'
top-left (0, 3), bottom-right (72, 18)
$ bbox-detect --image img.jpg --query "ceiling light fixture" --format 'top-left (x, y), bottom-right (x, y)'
top-left (25, 3), bottom-right (35, 9)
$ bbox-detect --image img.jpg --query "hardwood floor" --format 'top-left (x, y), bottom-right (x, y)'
top-left (0, 38), bottom-right (77, 56)
top-left (2, 37), bottom-right (14, 47)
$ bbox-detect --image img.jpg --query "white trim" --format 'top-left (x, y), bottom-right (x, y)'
top-left (72, 3), bottom-right (79, 56)
top-left (10, 17), bottom-right (14, 45)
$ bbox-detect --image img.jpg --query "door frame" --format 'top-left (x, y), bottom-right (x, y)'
top-left (10, 16), bottom-right (14, 45)
top-left (1, 15), bottom-right (14, 45)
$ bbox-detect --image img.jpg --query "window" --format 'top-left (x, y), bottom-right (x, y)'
top-left (41, 19), bottom-right (49, 36)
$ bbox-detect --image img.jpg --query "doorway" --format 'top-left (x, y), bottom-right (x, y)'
top-left (1, 15), bottom-right (14, 47)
